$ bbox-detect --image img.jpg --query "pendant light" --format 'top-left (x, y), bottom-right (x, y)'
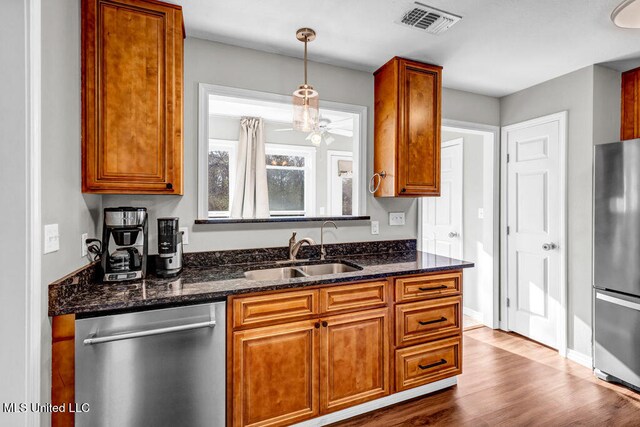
top-left (292, 28), bottom-right (319, 132)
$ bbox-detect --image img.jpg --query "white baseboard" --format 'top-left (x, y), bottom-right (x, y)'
top-left (463, 307), bottom-right (484, 323)
top-left (292, 377), bottom-right (458, 427)
top-left (567, 349), bottom-right (593, 368)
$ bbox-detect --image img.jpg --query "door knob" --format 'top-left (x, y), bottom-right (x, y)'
top-left (542, 243), bottom-right (558, 251)
top-left (448, 232), bottom-right (459, 238)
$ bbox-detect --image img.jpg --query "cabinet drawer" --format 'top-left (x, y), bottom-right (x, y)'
top-left (232, 289), bottom-right (318, 329)
top-left (320, 281), bottom-right (388, 314)
top-left (395, 296), bottom-right (461, 347)
top-left (395, 271), bottom-right (461, 302)
top-left (395, 337), bottom-right (462, 392)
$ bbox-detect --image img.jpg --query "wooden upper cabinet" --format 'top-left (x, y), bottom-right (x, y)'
top-left (82, 0), bottom-right (184, 194)
top-left (374, 57), bottom-right (442, 197)
top-left (621, 67), bottom-right (640, 141)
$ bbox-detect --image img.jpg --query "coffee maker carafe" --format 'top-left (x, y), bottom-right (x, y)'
top-left (101, 207), bottom-right (148, 282)
top-left (156, 217), bottom-right (183, 278)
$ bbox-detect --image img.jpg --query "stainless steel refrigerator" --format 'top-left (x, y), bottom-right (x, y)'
top-left (594, 139), bottom-right (640, 391)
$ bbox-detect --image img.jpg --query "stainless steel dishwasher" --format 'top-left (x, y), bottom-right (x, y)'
top-left (75, 302), bottom-right (226, 427)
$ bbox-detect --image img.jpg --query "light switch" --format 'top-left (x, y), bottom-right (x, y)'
top-left (389, 212), bottom-right (405, 226)
top-left (44, 224), bottom-right (60, 254)
top-left (478, 208), bottom-right (484, 219)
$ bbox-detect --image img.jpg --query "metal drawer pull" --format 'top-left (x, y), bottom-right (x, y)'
top-left (418, 285), bottom-right (448, 291)
top-left (418, 317), bottom-right (447, 326)
top-left (418, 358), bottom-right (447, 370)
top-left (84, 319), bottom-right (216, 345)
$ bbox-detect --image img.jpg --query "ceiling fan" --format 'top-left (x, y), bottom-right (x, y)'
top-left (275, 116), bottom-right (353, 146)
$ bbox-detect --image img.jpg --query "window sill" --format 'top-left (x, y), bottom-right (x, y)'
top-left (194, 215), bottom-right (371, 225)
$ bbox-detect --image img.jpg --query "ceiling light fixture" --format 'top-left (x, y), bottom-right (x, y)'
top-left (292, 28), bottom-right (319, 132)
top-left (612, 0), bottom-right (640, 28)
top-left (310, 132), bottom-right (323, 146)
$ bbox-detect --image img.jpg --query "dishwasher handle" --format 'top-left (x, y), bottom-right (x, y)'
top-left (83, 319), bottom-right (216, 346)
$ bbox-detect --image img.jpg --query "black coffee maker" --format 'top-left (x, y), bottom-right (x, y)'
top-left (101, 207), bottom-right (148, 282)
top-left (155, 217), bottom-right (183, 278)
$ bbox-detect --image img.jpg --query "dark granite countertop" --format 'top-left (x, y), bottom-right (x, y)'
top-left (48, 240), bottom-right (473, 317)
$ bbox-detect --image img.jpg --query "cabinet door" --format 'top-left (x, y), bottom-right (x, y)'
top-left (232, 320), bottom-right (319, 427)
top-left (621, 68), bottom-right (640, 141)
top-left (319, 308), bottom-right (390, 414)
top-left (398, 60), bottom-right (441, 196)
top-left (82, 0), bottom-right (184, 194)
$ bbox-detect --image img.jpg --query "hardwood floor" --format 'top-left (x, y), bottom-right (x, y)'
top-left (331, 327), bottom-right (640, 426)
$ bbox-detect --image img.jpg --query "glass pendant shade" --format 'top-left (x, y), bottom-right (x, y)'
top-left (293, 85), bottom-right (319, 132)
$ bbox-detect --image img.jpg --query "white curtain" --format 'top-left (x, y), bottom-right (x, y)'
top-left (230, 117), bottom-right (270, 218)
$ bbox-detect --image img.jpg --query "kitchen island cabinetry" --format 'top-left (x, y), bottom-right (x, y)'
top-left (228, 270), bottom-right (462, 427)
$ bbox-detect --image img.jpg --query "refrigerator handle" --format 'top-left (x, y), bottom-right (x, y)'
top-left (596, 292), bottom-right (640, 312)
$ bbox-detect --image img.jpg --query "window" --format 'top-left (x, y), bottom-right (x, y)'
top-left (198, 84), bottom-right (367, 221)
top-left (207, 139), bottom-right (236, 217)
top-left (206, 140), bottom-right (315, 217)
top-left (265, 144), bottom-right (316, 216)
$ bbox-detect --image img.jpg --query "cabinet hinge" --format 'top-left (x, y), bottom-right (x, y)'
top-left (507, 153), bottom-right (510, 163)
top-left (507, 298), bottom-right (511, 308)
top-left (507, 226), bottom-right (510, 235)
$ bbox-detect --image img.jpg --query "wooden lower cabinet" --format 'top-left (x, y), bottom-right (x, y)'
top-left (395, 296), bottom-right (461, 347)
top-left (230, 308), bottom-right (390, 427)
top-left (320, 308), bottom-right (390, 413)
top-left (232, 320), bottom-right (319, 427)
top-left (51, 314), bottom-right (76, 427)
top-left (395, 336), bottom-right (462, 392)
top-left (229, 273), bottom-right (463, 426)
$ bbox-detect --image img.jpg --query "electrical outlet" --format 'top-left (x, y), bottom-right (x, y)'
top-left (81, 233), bottom-right (88, 257)
top-left (478, 208), bottom-right (484, 219)
top-left (370, 220), bottom-right (379, 235)
top-left (389, 212), bottom-right (405, 226)
top-left (180, 227), bottom-right (189, 245)
top-left (44, 224), bottom-right (60, 254)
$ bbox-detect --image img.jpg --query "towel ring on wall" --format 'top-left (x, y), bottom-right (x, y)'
top-left (368, 171), bottom-right (387, 194)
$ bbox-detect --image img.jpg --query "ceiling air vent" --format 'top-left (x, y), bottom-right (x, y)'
top-left (397, 2), bottom-right (462, 35)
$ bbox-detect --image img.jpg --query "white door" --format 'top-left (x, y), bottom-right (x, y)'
top-left (422, 139), bottom-right (463, 259)
top-left (327, 151), bottom-right (354, 216)
top-left (505, 114), bottom-right (564, 350)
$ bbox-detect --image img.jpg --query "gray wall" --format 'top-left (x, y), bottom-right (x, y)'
top-left (42, 0), bottom-right (102, 286)
top-left (104, 38), bottom-right (501, 253)
top-left (442, 88), bottom-right (501, 126)
top-left (593, 66), bottom-right (622, 146)
top-left (500, 65), bottom-right (621, 358)
top-left (40, 0), bottom-right (103, 421)
top-left (0, 0), bottom-right (29, 424)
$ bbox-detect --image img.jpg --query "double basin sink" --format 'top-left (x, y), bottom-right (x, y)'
top-left (244, 262), bottom-right (361, 281)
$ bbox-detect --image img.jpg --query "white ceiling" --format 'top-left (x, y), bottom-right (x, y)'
top-left (170, 0), bottom-right (640, 97)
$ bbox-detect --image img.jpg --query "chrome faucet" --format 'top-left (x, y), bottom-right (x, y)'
top-left (288, 232), bottom-right (316, 261)
top-left (320, 221), bottom-right (338, 260)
